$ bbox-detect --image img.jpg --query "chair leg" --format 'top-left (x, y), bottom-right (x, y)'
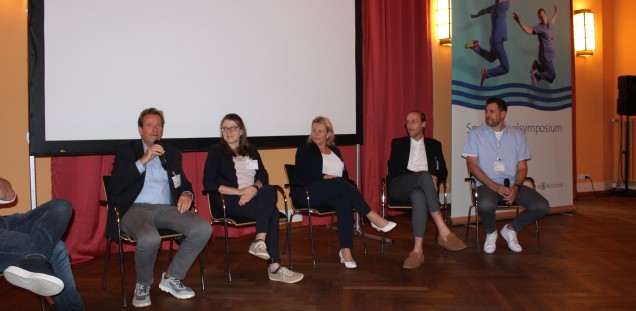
top-left (379, 205), bottom-right (386, 255)
top-left (223, 222), bottom-right (232, 282)
top-left (536, 220), bottom-right (540, 254)
top-left (308, 211), bottom-right (317, 267)
top-left (102, 238), bottom-right (112, 290)
top-left (117, 239), bottom-right (127, 309)
top-left (465, 207), bottom-right (472, 245)
top-left (285, 217), bottom-right (293, 269)
top-left (327, 214), bottom-right (334, 248)
top-left (359, 214), bottom-right (367, 255)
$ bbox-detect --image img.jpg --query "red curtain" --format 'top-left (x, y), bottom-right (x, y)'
top-left (360, 0), bottom-right (433, 210)
top-left (51, 0), bottom-right (433, 263)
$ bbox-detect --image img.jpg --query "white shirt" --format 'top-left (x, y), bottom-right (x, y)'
top-left (322, 152), bottom-right (345, 177)
top-left (407, 137), bottom-right (428, 172)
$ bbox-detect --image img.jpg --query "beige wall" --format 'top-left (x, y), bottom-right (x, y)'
top-left (2, 0), bottom-right (633, 217)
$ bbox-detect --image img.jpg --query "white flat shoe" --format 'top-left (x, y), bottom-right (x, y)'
top-left (338, 250), bottom-right (357, 269)
top-left (371, 221), bottom-right (397, 233)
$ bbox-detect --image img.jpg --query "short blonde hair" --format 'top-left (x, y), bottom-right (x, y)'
top-left (307, 116), bottom-right (336, 146)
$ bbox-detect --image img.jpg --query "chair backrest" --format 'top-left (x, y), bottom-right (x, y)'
top-left (101, 176), bottom-right (120, 240)
top-left (284, 164), bottom-right (301, 205)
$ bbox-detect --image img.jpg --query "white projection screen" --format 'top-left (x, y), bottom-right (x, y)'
top-left (28, 0), bottom-right (362, 155)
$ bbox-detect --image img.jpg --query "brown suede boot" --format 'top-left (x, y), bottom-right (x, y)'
top-left (402, 251), bottom-right (425, 269)
top-left (438, 232), bottom-right (467, 251)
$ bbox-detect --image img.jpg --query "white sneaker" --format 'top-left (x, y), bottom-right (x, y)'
top-left (500, 224), bottom-right (522, 252)
top-left (483, 231), bottom-right (498, 254)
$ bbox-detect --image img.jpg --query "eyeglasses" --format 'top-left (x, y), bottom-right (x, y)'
top-left (221, 126), bottom-right (240, 133)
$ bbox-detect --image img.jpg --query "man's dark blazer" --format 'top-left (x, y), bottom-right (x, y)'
top-left (109, 140), bottom-right (193, 217)
top-left (387, 136), bottom-right (448, 188)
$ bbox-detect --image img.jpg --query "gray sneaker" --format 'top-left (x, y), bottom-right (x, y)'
top-left (158, 272), bottom-right (195, 299)
top-left (132, 283), bottom-right (151, 308)
top-left (268, 267), bottom-right (304, 284)
top-left (248, 240), bottom-right (270, 260)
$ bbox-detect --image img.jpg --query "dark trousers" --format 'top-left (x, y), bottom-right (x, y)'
top-left (303, 178), bottom-right (371, 249)
top-left (476, 185), bottom-right (550, 234)
top-left (220, 185), bottom-right (281, 264)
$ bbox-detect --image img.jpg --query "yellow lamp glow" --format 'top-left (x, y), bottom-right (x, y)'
top-left (573, 9), bottom-right (595, 56)
top-left (436, 0), bottom-right (452, 45)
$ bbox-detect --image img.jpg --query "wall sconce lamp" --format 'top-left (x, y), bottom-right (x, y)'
top-left (436, 0), bottom-right (452, 45)
top-left (573, 9), bottom-right (595, 56)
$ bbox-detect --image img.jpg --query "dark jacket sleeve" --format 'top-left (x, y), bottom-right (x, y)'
top-left (251, 145), bottom-right (269, 185)
top-left (425, 138), bottom-right (448, 181)
top-left (165, 144), bottom-right (193, 199)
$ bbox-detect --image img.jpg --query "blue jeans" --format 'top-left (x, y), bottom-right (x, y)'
top-left (0, 199), bottom-right (85, 310)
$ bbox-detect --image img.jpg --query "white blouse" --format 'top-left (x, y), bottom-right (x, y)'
top-left (321, 152), bottom-right (344, 177)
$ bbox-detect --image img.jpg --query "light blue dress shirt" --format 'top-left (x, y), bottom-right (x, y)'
top-left (461, 124), bottom-right (531, 186)
top-left (134, 142), bottom-right (172, 205)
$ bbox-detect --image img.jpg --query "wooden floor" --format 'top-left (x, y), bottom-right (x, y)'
top-left (2, 194), bottom-right (635, 310)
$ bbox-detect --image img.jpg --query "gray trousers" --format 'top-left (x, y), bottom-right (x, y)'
top-left (388, 172), bottom-right (440, 237)
top-left (476, 185), bottom-right (550, 234)
top-left (121, 204), bottom-right (212, 285)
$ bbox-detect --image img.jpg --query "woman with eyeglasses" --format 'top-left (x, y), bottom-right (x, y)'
top-left (292, 116), bottom-right (396, 269)
top-left (203, 113), bottom-right (303, 283)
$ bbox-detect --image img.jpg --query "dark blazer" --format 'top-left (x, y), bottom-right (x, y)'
top-left (294, 142), bottom-right (349, 186)
top-left (109, 140), bottom-right (193, 217)
top-left (203, 144), bottom-right (269, 191)
top-left (387, 136), bottom-right (448, 187)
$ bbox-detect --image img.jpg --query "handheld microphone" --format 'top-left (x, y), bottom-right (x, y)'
top-left (153, 140), bottom-right (169, 172)
top-left (504, 178), bottom-right (511, 206)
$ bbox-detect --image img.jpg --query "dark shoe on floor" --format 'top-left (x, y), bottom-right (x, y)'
top-left (132, 283), bottom-right (151, 308)
top-left (3, 258), bottom-right (64, 296)
top-left (438, 232), bottom-right (467, 251)
top-left (402, 251), bottom-right (425, 269)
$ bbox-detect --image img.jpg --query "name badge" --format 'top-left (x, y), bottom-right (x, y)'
top-left (246, 159), bottom-right (259, 170)
top-left (172, 174), bottom-right (182, 188)
top-left (494, 161), bottom-right (505, 172)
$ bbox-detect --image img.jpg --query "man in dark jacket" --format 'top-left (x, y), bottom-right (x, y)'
top-left (109, 108), bottom-right (211, 308)
top-left (387, 111), bottom-right (466, 269)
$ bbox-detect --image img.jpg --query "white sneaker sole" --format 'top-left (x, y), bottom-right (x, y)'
top-left (3, 266), bottom-right (64, 296)
top-left (249, 249), bottom-right (270, 260)
top-left (132, 298), bottom-right (151, 308)
top-left (158, 283), bottom-right (195, 299)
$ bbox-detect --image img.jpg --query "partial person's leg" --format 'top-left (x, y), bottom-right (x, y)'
top-left (155, 205), bottom-right (212, 281)
top-left (508, 186), bottom-right (550, 232)
top-left (4, 199), bottom-right (72, 259)
top-left (476, 186), bottom-right (501, 234)
top-left (49, 241), bottom-right (85, 310)
top-left (488, 40), bottom-right (509, 77)
top-left (121, 205), bottom-right (162, 286)
top-left (257, 186), bottom-right (281, 264)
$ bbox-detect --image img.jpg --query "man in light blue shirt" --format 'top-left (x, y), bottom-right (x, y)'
top-left (462, 97), bottom-right (549, 254)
